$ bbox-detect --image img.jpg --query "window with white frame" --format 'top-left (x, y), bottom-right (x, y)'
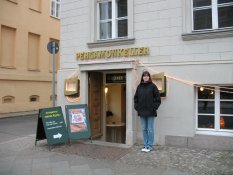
top-left (51, 0), bottom-right (61, 18)
top-left (192, 0), bottom-right (233, 31)
top-left (98, 0), bottom-right (128, 40)
top-left (197, 85), bottom-right (233, 131)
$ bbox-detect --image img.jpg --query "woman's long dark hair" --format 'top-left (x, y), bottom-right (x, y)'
top-left (140, 70), bottom-right (152, 83)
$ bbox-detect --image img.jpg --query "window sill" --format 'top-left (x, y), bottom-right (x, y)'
top-left (27, 69), bottom-right (40, 72)
top-left (0, 65), bottom-right (16, 69)
top-left (50, 15), bottom-right (61, 20)
top-left (196, 130), bottom-right (233, 137)
top-left (6, 0), bottom-right (18, 4)
top-left (182, 28), bottom-right (233, 41)
top-left (87, 38), bottom-right (135, 48)
top-left (29, 8), bottom-right (41, 13)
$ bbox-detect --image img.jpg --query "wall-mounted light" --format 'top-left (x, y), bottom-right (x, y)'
top-left (105, 87), bottom-right (108, 94)
top-left (152, 72), bottom-right (166, 97)
top-left (64, 77), bottom-right (80, 97)
top-left (200, 87), bottom-right (204, 91)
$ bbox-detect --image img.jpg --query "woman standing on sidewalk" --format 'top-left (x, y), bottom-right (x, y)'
top-left (134, 70), bottom-right (161, 152)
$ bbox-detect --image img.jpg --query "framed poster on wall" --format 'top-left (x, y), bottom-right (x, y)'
top-left (65, 104), bottom-right (91, 141)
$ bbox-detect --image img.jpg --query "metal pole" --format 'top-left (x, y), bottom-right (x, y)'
top-left (52, 42), bottom-right (56, 107)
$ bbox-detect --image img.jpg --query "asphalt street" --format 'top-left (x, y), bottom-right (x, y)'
top-left (0, 115), bottom-right (37, 143)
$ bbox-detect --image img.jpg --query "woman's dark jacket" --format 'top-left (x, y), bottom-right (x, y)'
top-left (134, 82), bottom-right (161, 117)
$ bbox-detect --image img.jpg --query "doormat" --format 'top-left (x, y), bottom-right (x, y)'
top-left (52, 141), bottom-right (131, 160)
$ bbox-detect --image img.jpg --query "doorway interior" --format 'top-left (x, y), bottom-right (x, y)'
top-left (88, 71), bottom-right (126, 144)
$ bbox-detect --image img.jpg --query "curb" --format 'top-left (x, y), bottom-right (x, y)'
top-left (0, 110), bottom-right (38, 118)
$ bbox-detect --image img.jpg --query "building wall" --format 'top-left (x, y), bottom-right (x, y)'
top-left (0, 0), bottom-right (60, 115)
top-left (59, 0), bottom-right (233, 146)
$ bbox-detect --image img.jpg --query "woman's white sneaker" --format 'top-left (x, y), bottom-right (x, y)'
top-left (144, 148), bottom-right (151, 152)
top-left (141, 147), bottom-right (152, 152)
top-left (141, 147), bottom-right (148, 152)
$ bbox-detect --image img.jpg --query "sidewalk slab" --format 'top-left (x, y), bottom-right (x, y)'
top-left (71, 164), bottom-right (93, 175)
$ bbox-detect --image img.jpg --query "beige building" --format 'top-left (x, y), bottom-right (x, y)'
top-left (0, 0), bottom-right (61, 116)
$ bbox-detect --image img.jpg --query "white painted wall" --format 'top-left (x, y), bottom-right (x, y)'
top-left (59, 0), bottom-right (233, 145)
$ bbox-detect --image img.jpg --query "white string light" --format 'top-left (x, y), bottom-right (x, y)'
top-left (66, 58), bottom-right (233, 94)
top-left (137, 61), bottom-right (233, 94)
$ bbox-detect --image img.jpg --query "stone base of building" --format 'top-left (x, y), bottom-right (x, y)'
top-left (165, 135), bottom-right (233, 151)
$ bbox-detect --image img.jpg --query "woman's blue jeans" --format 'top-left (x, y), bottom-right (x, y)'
top-left (140, 116), bottom-right (155, 150)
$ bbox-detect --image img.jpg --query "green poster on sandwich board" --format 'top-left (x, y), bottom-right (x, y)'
top-left (65, 104), bottom-right (92, 141)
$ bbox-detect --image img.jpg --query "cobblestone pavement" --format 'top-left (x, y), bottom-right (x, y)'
top-left (119, 145), bottom-right (233, 175)
top-left (1, 134), bottom-right (233, 175)
top-left (37, 139), bottom-right (233, 175)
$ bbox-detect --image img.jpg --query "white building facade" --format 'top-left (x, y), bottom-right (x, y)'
top-left (58, 0), bottom-right (233, 150)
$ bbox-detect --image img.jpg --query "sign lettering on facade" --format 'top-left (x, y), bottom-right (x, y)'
top-left (76, 47), bottom-right (150, 60)
top-left (106, 73), bottom-right (126, 83)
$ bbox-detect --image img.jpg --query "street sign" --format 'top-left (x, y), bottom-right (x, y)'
top-left (36, 107), bottom-right (68, 146)
top-left (47, 41), bottom-right (59, 54)
top-left (47, 41), bottom-right (59, 107)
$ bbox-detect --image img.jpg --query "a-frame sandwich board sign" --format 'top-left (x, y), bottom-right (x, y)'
top-left (35, 106), bottom-right (68, 149)
top-left (65, 104), bottom-right (92, 143)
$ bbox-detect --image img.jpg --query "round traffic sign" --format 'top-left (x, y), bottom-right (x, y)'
top-left (47, 41), bottom-right (59, 54)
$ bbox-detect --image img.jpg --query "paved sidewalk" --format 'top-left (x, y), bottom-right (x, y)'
top-left (0, 134), bottom-right (233, 175)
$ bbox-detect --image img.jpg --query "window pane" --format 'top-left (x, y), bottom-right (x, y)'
top-left (51, 1), bottom-right (55, 16)
top-left (118, 0), bottom-right (127, 17)
top-left (220, 116), bottom-right (233, 130)
top-left (193, 0), bottom-right (211, 7)
top-left (198, 86), bottom-right (215, 99)
top-left (218, 0), bottom-right (233, 4)
top-left (218, 6), bottom-right (233, 28)
top-left (198, 115), bottom-right (215, 128)
top-left (194, 9), bottom-right (212, 30)
top-left (118, 19), bottom-right (127, 37)
top-left (100, 2), bottom-right (112, 20)
top-left (100, 22), bottom-right (112, 39)
top-left (220, 86), bottom-right (233, 99)
top-left (198, 101), bottom-right (215, 113)
top-left (56, 4), bottom-right (60, 18)
top-left (220, 101), bottom-right (233, 114)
